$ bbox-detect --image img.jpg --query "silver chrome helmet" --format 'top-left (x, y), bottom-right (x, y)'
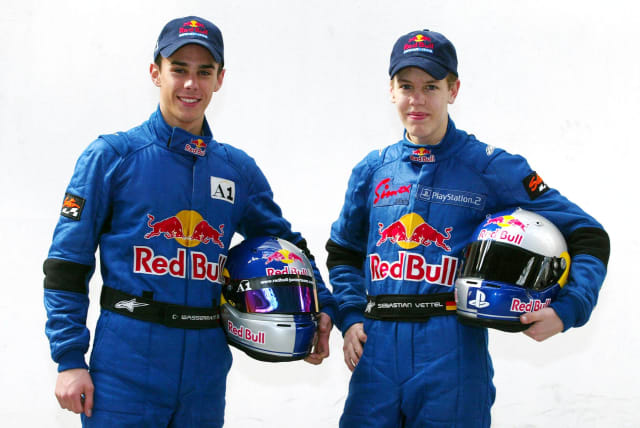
top-left (221, 236), bottom-right (319, 362)
top-left (455, 208), bottom-right (571, 332)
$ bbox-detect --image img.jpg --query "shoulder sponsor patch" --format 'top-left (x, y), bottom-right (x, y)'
top-left (211, 177), bottom-right (235, 204)
top-left (373, 178), bottom-right (411, 207)
top-left (417, 186), bottom-right (486, 210)
top-left (60, 193), bottom-right (86, 220)
top-left (522, 172), bottom-right (549, 200)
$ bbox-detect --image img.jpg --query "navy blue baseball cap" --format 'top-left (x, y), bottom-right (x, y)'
top-left (154, 16), bottom-right (224, 66)
top-left (389, 29), bottom-right (457, 79)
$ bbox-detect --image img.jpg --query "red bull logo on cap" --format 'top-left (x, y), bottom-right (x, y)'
top-left (377, 213), bottom-right (452, 252)
top-left (180, 20), bottom-right (208, 37)
top-left (404, 34), bottom-right (434, 54)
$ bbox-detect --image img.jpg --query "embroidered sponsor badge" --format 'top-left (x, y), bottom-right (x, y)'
top-left (211, 177), bottom-right (235, 204)
top-left (522, 172), bottom-right (549, 200)
top-left (185, 139), bottom-right (207, 156)
top-left (373, 178), bottom-right (411, 207)
top-left (60, 193), bottom-right (85, 220)
top-left (410, 147), bottom-right (435, 163)
top-left (417, 186), bottom-right (486, 211)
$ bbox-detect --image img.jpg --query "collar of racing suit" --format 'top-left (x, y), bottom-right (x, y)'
top-left (147, 105), bottom-right (215, 158)
top-left (401, 116), bottom-right (463, 163)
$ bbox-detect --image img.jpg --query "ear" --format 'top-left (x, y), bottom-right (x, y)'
top-left (213, 68), bottom-right (226, 93)
top-left (448, 79), bottom-right (460, 104)
top-left (389, 78), bottom-right (396, 104)
top-left (150, 63), bottom-right (161, 87)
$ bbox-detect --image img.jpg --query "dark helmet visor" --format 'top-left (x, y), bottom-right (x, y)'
top-left (460, 240), bottom-right (565, 291)
top-left (227, 274), bottom-right (318, 314)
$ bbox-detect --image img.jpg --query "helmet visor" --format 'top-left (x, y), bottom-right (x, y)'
top-left (231, 274), bottom-right (318, 314)
top-left (460, 240), bottom-right (565, 291)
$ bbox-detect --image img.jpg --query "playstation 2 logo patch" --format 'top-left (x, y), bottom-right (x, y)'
top-left (60, 193), bottom-right (86, 220)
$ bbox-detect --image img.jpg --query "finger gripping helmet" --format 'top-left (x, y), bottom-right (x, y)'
top-left (221, 236), bottom-right (319, 362)
top-left (455, 208), bottom-right (571, 332)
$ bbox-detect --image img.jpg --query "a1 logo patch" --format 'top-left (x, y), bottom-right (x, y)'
top-left (60, 193), bottom-right (86, 220)
top-left (211, 177), bottom-right (235, 204)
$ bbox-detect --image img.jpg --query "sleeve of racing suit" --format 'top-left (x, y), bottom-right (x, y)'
top-left (486, 152), bottom-right (610, 331)
top-left (236, 157), bottom-right (338, 324)
top-left (326, 155), bottom-right (373, 333)
top-left (43, 137), bottom-right (122, 371)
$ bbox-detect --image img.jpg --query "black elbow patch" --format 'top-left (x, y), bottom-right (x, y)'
top-left (325, 239), bottom-right (365, 269)
top-left (567, 227), bottom-right (610, 267)
top-left (43, 258), bottom-right (92, 294)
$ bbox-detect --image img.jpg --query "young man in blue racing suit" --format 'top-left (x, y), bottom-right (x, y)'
top-left (326, 29), bottom-right (610, 428)
top-left (43, 16), bottom-right (336, 427)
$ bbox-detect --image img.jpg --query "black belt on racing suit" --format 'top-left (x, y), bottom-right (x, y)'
top-left (364, 293), bottom-right (456, 322)
top-left (100, 285), bottom-right (221, 329)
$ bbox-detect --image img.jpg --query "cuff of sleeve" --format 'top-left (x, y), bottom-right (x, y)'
top-left (319, 304), bottom-right (338, 326)
top-left (339, 308), bottom-right (365, 335)
top-left (550, 294), bottom-right (581, 332)
top-left (56, 350), bottom-right (88, 372)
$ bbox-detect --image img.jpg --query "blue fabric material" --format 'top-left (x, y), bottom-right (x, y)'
top-left (329, 118), bottom-right (608, 426)
top-left (44, 107), bottom-right (337, 426)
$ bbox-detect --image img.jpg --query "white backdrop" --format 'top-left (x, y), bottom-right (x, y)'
top-left (1, 1), bottom-right (638, 427)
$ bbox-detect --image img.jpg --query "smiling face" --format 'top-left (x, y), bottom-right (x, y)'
top-left (390, 67), bottom-right (460, 145)
top-left (150, 44), bottom-right (225, 135)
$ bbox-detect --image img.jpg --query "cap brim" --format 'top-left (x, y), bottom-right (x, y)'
top-left (390, 58), bottom-right (449, 80)
top-left (159, 39), bottom-right (223, 65)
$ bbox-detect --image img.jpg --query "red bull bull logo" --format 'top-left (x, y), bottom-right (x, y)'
top-left (264, 249), bottom-right (303, 264)
top-left (184, 139), bottom-right (207, 156)
top-left (136, 210), bottom-right (226, 284)
top-left (479, 214), bottom-right (527, 246)
top-left (180, 20), bottom-right (208, 36)
top-left (404, 34), bottom-right (434, 53)
top-left (263, 249), bottom-right (309, 276)
top-left (145, 211), bottom-right (224, 248)
top-left (408, 34), bottom-right (430, 43)
top-left (377, 213), bottom-right (452, 252)
top-left (409, 148), bottom-right (435, 163)
top-left (483, 215), bottom-right (527, 231)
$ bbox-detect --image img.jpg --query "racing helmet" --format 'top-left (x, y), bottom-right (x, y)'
top-left (455, 208), bottom-right (571, 332)
top-left (221, 236), bottom-right (319, 362)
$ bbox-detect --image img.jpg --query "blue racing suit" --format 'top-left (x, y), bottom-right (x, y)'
top-left (326, 118), bottom-right (609, 428)
top-left (44, 107), bottom-right (337, 427)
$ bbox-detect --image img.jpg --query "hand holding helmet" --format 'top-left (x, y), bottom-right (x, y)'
top-left (455, 208), bottom-right (571, 332)
top-left (221, 236), bottom-right (320, 362)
